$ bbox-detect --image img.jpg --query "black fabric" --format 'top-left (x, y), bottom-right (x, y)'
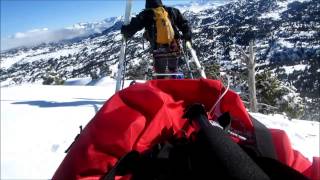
top-left (165, 7), bottom-right (191, 41)
top-left (102, 151), bottom-right (140, 180)
top-left (153, 56), bottom-right (179, 74)
top-left (183, 104), bottom-right (270, 180)
top-left (152, 40), bottom-right (181, 76)
top-left (254, 157), bottom-right (310, 180)
top-left (251, 115), bottom-right (278, 160)
top-left (145, 0), bottom-right (163, 9)
top-left (217, 112), bottom-right (231, 130)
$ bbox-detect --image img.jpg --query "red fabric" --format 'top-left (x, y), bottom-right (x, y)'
top-left (52, 79), bottom-right (318, 180)
top-left (304, 157), bottom-right (320, 180)
top-left (270, 129), bottom-right (319, 180)
top-left (270, 129), bottom-right (295, 166)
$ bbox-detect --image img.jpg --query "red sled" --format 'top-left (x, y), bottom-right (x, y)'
top-left (52, 79), bottom-right (319, 180)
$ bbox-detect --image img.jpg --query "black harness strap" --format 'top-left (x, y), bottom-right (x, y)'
top-left (183, 104), bottom-right (270, 180)
top-left (251, 115), bottom-right (278, 160)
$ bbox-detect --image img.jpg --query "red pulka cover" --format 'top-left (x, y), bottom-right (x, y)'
top-left (52, 79), bottom-right (319, 180)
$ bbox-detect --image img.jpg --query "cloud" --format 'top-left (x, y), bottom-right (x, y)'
top-left (1, 27), bottom-right (93, 51)
top-left (1, 18), bottom-right (120, 51)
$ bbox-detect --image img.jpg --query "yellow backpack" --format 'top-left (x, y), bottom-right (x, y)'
top-left (152, 7), bottom-right (175, 45)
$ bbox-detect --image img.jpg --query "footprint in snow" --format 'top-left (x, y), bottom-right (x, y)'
top-left (51, 144), bottom-right (60, 152)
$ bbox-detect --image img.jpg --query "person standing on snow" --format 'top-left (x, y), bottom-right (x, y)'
top-left (121, 0), bottom-right (192, 79)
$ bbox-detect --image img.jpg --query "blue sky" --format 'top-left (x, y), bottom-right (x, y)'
top-left (1, 0), bottom-right (190, 39)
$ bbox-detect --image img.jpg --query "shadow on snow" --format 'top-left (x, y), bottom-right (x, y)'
top-left (12, 99), bottom-right (105, 113)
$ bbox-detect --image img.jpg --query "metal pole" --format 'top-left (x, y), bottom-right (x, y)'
top-left (186, 41), bottom-right (207, 79)
top-left (115, 0), bottom-right (132, 92)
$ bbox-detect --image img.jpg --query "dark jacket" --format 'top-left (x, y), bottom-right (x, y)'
top-left (121, 5), bottom-right (192, 49)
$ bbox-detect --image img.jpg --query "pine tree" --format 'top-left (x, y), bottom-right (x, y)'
top-left (256, 71), bottom-right (304, 119)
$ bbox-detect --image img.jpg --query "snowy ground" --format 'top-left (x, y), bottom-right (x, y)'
top-left (1, 78), bottom-right (319, 179)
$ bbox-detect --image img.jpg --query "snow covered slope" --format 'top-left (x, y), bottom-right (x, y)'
top-left (1, 79), bottom-right (319, 179)
top-left (1, 0), bottom-right (319, 120)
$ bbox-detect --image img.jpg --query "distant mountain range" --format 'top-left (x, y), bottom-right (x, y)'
top-left (0, 0), bottom-right (229, 52)
top-left (1, 16), bottom-right (121, 51)
top-left (1, 0), bottom-right (319, 120)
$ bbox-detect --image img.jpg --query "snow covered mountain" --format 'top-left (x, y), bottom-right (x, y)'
top-left (1, 0), bottom-right (319, 120)
top-left (1, 16), bottom-right (121, 51)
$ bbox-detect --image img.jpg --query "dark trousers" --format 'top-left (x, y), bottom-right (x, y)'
top-left (154, 56), bottom-right (179, 73)
top-left (152, 40), bottom-right (181, 79)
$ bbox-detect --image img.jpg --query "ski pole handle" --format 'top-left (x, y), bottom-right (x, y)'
top-left (123, 0), bottom-right (132, 25)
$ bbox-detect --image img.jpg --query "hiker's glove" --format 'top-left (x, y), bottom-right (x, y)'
top-left (121, 25), bottom-right (130, 39)
top-left (186, 41), bottom-right (192, 49)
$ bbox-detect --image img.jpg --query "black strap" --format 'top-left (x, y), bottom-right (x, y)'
top-left (254, 157), bottom-right (310, 180)
top-left (101, 151), bottom-right (140, 180)
top-left (64, 125), bottom-right (82, 153)
top-left (183, 104), bottom-right (270, 180)
top-left (251, 115), bottom-right (278, 160)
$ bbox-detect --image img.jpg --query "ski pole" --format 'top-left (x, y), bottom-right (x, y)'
top-left (121, 41), bottom-right (128, 89)
top-left (115, 0), bottom-right (132, 92)
top-left (186, 41), bottom-right (207, 79)
top-left (180, 41), bottom-right (194, 79)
